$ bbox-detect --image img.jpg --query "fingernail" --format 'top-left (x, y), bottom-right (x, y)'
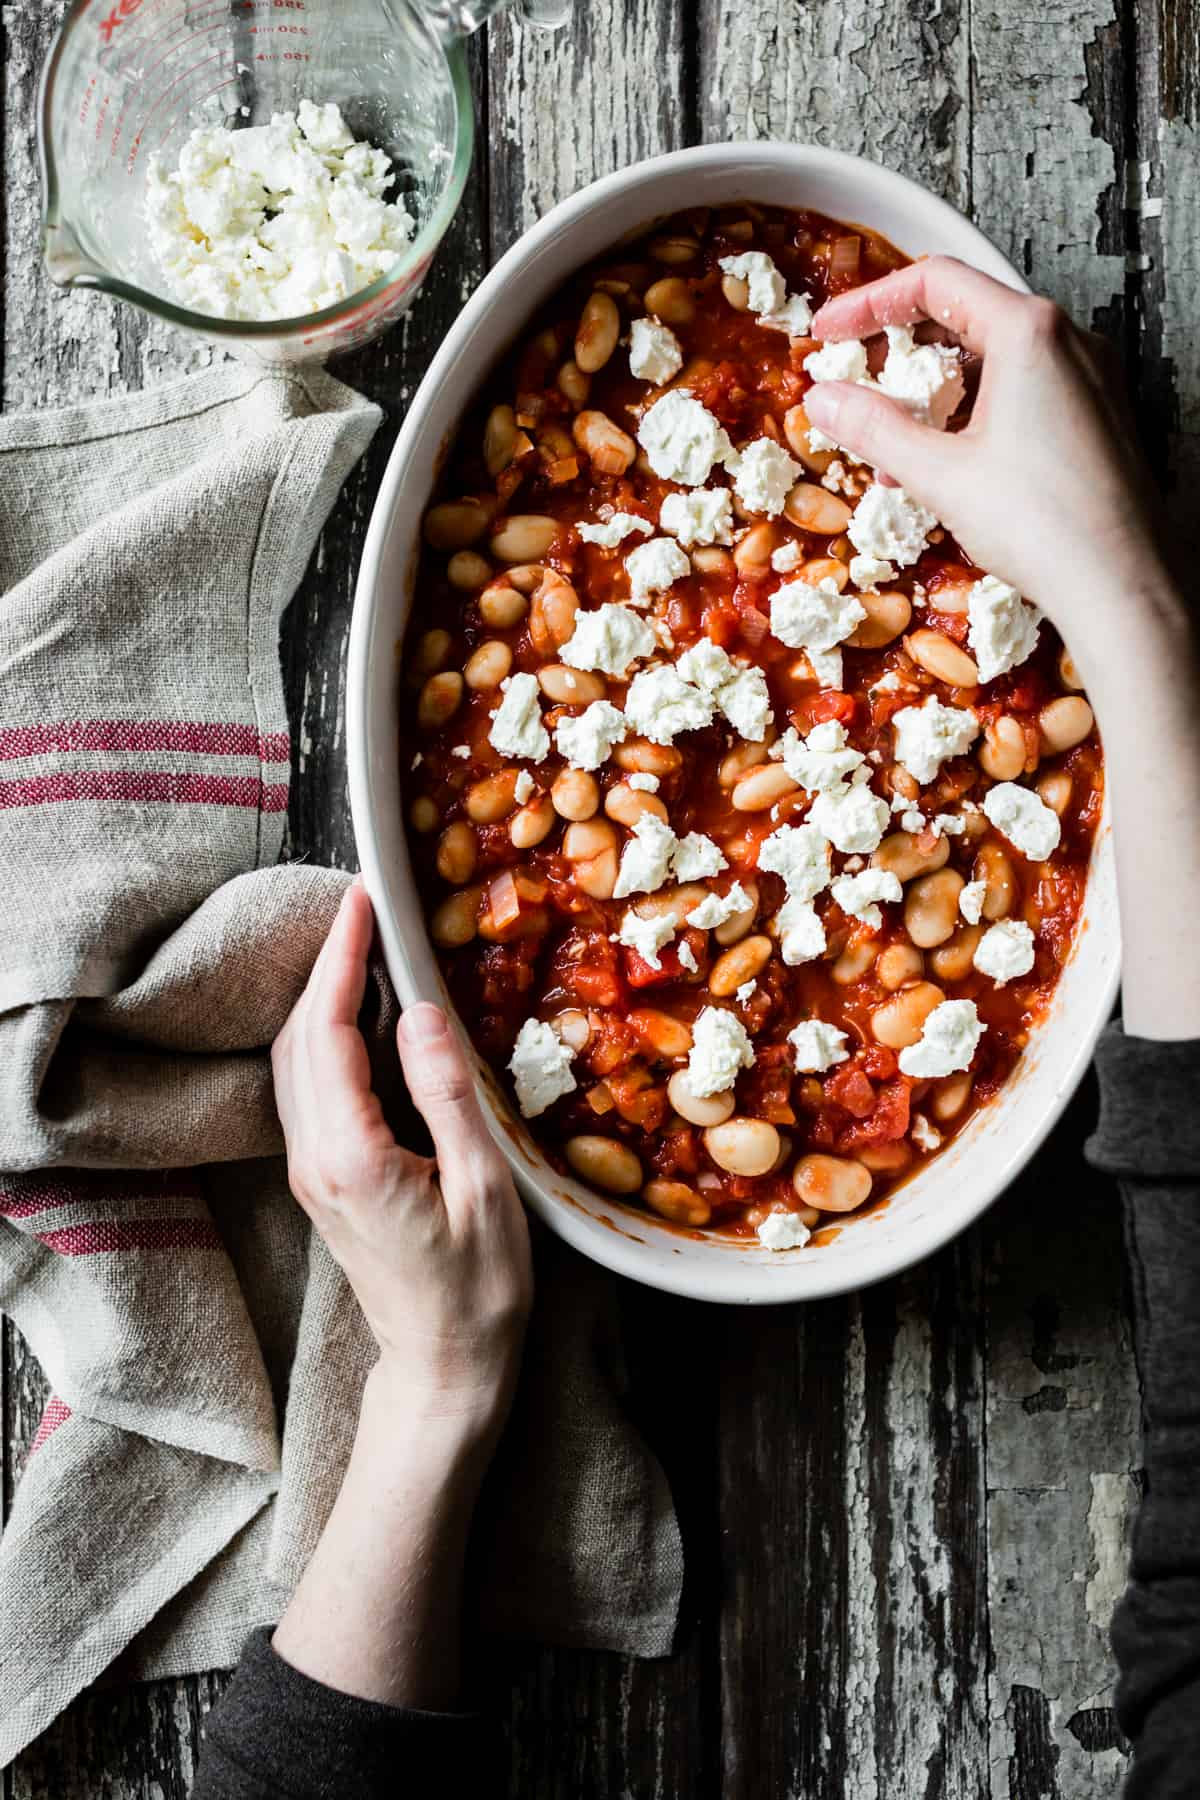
top-left (400, 1003), bottom-right (449, 1045)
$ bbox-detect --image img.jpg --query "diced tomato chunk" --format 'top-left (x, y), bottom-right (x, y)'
top-left (824, 1064), bottom-right (877, 1119)
top-left (624, 942), bottom-right (691, 988)
top-left (837, 1077), bottom-right (912, 1150)
top-left (702, 601), bottom-right (741, 646)
top-left (798, 690), bottom-right (859, 731)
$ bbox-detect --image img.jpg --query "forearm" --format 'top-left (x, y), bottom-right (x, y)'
top-left (272, 1362), bottom-right (494, 1709)
top-left (1075, 583), bottom-right (1200, 1041)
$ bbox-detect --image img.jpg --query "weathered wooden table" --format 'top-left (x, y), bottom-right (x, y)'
top-left (8, 0), bottom-right (1195, 1791)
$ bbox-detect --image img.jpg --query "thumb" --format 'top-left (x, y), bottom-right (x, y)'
top-left (805, 380), bottom-right (960, 500)
top-left (396, 1002), bottom-right (503, 1201)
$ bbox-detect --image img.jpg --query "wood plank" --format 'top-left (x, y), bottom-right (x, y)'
top-left (968, 4), bottom-right (1139, 1792)
top-left (697, 7), bottom-right (997, 1797)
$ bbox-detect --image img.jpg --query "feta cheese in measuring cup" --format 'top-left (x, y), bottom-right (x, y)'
top-left (145, 102), bottom-right (415, 322)
top-left (38, 0), bottom-right (572, 359)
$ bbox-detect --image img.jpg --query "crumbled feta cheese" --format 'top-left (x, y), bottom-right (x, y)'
top-left (560, 603), bottom-right (656, 677)
top-left (687, 1006), bottom-right (755, 1097)
top-left (489, 672), bottom-right (550, 761)
top-left (959, 879), bottom-right (987, 925)
top-left (672, 832), bottom-right (728, 882)
top-left (627, 772), bottom-right (660, 792)
top-left (809, 775), bottom-right (891, 855)
top-left (771, 539), bottom-right (804, 574)
top-left (982, 781), bottom-right (1062, 862)
top-left (450, 744), bottom-right (471, 760)
top-left (899, 808), bottom-right (927, 835)
top-left (931, 813), bottom-right (967, 836)
top-left (577, 512), bottom-right (653, 548)
top-left (805, 339), bottom-right (871, 383)
top-left (911, 1115), bottom-right (942, 1152)
top-left (508, 1018), bottom-right (576, 1118)
top-left (629, 316), bottom-right (683, 384)
top-left (804, 645), bottom-right (845, 690)
top-left (733, 438), bottom-right (802, 518)
top-left (788, 1019), bottom-right (850, 1072)
top-left (554, 700), bottom-right (629, 770)
top-left (966, 575), bottom-right (1042, 684)
top-left (687, 882), bottom-right (752, 930)
top-left (973, 918), bottom-right (1036, 986)
top-left (849, 554), bottom-right (897, 592)
top-left (757, 822), bottom-right (832, 902)
top-left (626, 536), bottom-right (691, 604)
top-left (776, 896), bottom-right (827, 964)
top-left (719, 251), bottom-right (786, 315)
top-left (513, 770), bottom-right (535, 803)
top-left (778, 720), bottom-right (865, 792)
top-left (677, 939), bottom-right (699, 973)
top-left (848, 484), bottom-right (938, 568)
top-left (893, 697), bottom-right (980, 784)
top-left (898, 999), bottom-right (986, 1079)
top-left (623, 663), bottom-right (715, 743)
top-left (757, 1210), bottom-right (812, 1251)
top-left (676, 640), bottom-right (773, 741)
top-left (613, 811), bottom-right (679, 898)
top-left (617, 907), bottom-right (677, 970)
top-left (760, 292), bottom-right (814, 337)
top-left (660, 487), bottom-right (735, 547)
top-left (878, 325), bottom-right (965, 429)
top-left (830, 868), bottom-right (903, 930)
top-left (638, 390), bottom-right (738, 486)
top-left (735, 980), bottom-right (758, 1003)
top-left (770, 576), bottom-right (866, 656)
top-left (145, 103), bottom-right (414, 322)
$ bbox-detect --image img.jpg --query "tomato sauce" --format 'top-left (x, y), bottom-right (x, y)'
top-left (398, 202), bottom-right (1103, 1245)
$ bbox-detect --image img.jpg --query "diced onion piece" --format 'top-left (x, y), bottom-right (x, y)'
top-left (830, 235), bottom-right (861, 280)
top-left (739, 605), bottom-right (771, 649)
top-left (488, 869), bottom-right (522, 930)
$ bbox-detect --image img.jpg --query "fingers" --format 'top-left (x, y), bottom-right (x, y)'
top-left (805, 380), bottom-right (959, 496)
top-left (280, 883), bottom-right (385, 1149)
top-left (397, 1004), bottom-right (506, 1217)
top-left (812, 255), bottom-right (1027, 355)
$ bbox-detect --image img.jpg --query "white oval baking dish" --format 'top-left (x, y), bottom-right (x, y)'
top-left (347, 142), bottom-right (1120, 1304)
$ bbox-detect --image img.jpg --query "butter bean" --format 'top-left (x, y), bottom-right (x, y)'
top-left (566, 1134), bottom-right (642, 1194)
top-left (643, 1179), bottom-right (711, 1227)
top-left (792, 1153), bottom-right (873, 1213)
top-left (574, 292), bottom-right (621, 373)
top-left (435, 820), bottom-right (477, 884)
top-left (704, 1118), bottom-right (781, 1177)
top-left (731, 764), bottom-right (800, 811)
top-left (872, 830), bottom-right (951, 883)
top-left (490, 514), bottom-right (559, 563)
top-left (709, 935), bottom-right (772, 996)
top-left (417, 671), bottom-right (463, 730)
top-left (465, 769), bottom-right (520, 823)
top-left (870, 981), bottom-right (945, 1049)
top-left (784, 482), bottom-right (853, 535)
top-left (551, 769), bottom-right (600, 821)
top-left (904, 868), bottom-right (965, 948)
top-left (430, 884), bottom-right (482, 948)
top-left (463, 639), bottom-right (512, 690)
top-left (668, 1068), bottom-right (735, 1127)
top-left (907, 628), bottom-right (980, 687)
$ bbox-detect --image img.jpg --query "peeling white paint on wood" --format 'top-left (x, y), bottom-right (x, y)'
top-left (1156, 120), bottom-right (1200, 559)
top-left (699, 0), bottom-right (970, 211)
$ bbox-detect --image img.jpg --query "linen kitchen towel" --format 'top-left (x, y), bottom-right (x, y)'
top-left (0, 366), bottom-right (682, 1767)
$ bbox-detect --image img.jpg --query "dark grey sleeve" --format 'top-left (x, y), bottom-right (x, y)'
top-left (1086, 1025), bottom-right (1200, 1800)
top-left (191, 1627), bottom-right (501, 1799)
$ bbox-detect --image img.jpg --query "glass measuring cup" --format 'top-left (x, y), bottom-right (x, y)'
top-left (38, 0), bottom-right (568, 363)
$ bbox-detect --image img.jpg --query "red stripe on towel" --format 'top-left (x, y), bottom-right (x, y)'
top-left (0, 1171), bottom-right (203, 1220)
top-left (35, 1219), bottom-right (223, 1255)
top-left (29, 1397), bottom-right (72, 1454)
top-left (0, 721), bottom-right (290, 762)
top-left (0, 770), bottom-right (289, 812)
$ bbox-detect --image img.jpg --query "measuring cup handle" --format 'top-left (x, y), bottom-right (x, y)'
top-left (419, 0), bottom-right (573, 37)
